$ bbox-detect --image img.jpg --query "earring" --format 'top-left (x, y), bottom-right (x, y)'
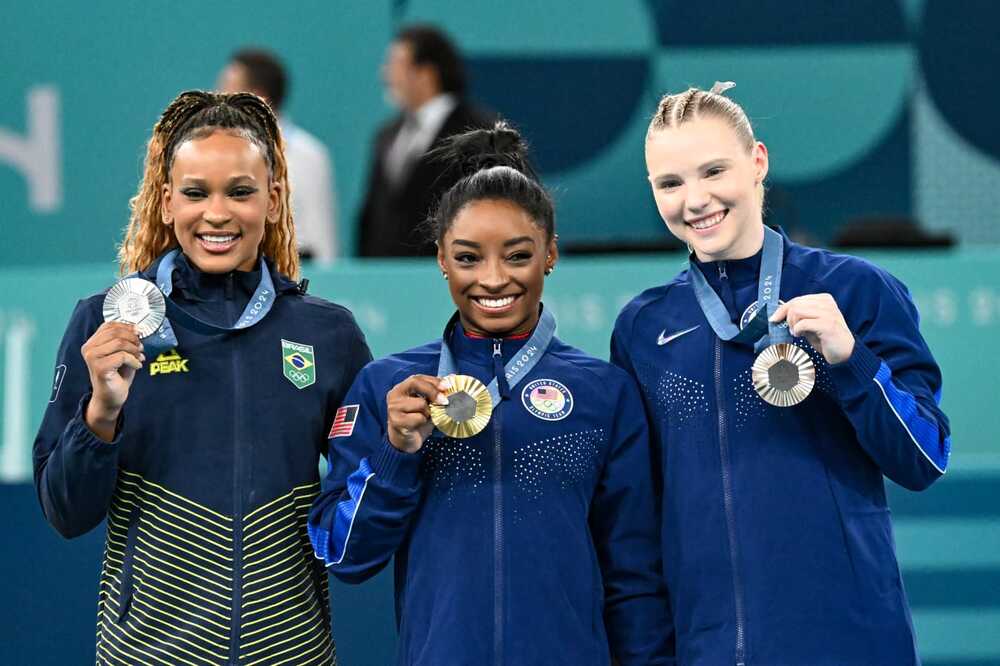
top-left (442, 272), bottom-right (448, 280)
top-left (544, 266), bottom-right (554, 276)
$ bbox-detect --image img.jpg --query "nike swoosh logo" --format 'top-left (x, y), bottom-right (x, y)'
top-left (657, 325), bottom-right (700, 346)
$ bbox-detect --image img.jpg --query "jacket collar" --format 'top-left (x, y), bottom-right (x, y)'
top-left (139, 250), bottom-right (300, 301)
top-left (690, 225), bottom-right (792, 287)
top-left (443, 311), bottom-right (535, 367)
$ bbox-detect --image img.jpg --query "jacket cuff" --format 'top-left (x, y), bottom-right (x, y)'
top-left (369, 437), bottom-right (423, 489)
top-left (828, 341), bottom-right (882, 401)
top-left (68, 393), bottom-right (125, 447)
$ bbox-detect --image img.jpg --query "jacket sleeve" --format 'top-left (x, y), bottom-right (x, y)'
top-left (308, 364), bottom-right (424, 583)
top-left (610, 310), bottom-right (637, 377)
top-left (591, 373), bottom-right (675, 665)
top-left (32, 299), bottom-right (122, 538)
top-left (826, 266), bottom-right (951, 491)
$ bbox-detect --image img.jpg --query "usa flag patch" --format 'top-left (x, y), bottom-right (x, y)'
top-left (329, 405), bottom-right (360, 438)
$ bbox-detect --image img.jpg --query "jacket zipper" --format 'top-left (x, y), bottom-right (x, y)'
top-left (492, 339), bottom-right (504, 666)
top-left (227, 277), bottom-right (244, 663)
top-left (716, 336), bottom-right (747, 665)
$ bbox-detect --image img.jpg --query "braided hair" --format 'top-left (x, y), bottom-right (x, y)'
top-left (647, 82), bottom-right (763, 203)
top-left (426, 121), bottom-right (554, 243)
top-left (119, 90), bottom-right (299, 279)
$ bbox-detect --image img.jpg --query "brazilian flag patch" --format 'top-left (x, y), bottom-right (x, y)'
top-left (281, 339), bottom-right (316, 389)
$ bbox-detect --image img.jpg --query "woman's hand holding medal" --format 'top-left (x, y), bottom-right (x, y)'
top-left (387, 375), bottom-right (451, 453)
top-left (81, 322), bottom-right (145, 441)
top-left (769, 294), bottom-right (855, 365)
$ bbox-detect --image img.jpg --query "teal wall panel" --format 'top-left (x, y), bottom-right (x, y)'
top-left (5, 1), bottom-right (1000, 268)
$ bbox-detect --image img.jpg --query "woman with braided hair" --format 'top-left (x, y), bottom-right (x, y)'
top-left (308, 122), bottom-right (671, 665)
top-left (34, 90), bottom-right (370, 665)
top-left (612, 83), bottom-right (951, 664)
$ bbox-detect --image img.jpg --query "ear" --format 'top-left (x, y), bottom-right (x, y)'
top-left (545, 234), bottom-right (559, 273)
top-left (753, 140), bottom-right (769, 184)
top-left (436, 242), bottom-right (447, 275)
top-left (418, 64), bottom-right (441, 95)
top-left (161, 182), bottom-right (173, 227)
top-left (266, 181), bottom-right (283, 224)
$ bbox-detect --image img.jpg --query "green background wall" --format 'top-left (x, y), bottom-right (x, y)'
top-left (5, 0), bottom-right (1000, 267)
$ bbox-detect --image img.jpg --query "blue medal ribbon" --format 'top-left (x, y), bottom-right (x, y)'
top-left (688, 226), bottom-right (790, 352)
top-left (135, 249), bottom-right (276, 355)
top-left (436, 306), bottom-right (556, 408)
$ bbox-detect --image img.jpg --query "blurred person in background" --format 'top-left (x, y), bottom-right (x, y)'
top-left (219, 48), bottom-right (339, 263)
top-left (33, 90), bottom-right (370, 664)
top-left (357, 24), bottom-right (493, 257)
top-left (612, 82), bottom-right (951, 665)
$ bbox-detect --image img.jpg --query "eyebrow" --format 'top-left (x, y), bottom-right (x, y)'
top-left (651, 158), bottom-right (734, 181)
top-left (179, 175), bottom-right (258, 186)
top-left (451, 236), bottom-right (536, 249)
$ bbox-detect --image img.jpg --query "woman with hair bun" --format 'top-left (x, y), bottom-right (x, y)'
top-left (34, 90), bottom-right (370, 665)
top-left (309, 122), bottom-right (671, 665)
top-left (613, 82), bottom-right (951, 664)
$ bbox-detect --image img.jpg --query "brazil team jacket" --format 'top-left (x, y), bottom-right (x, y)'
top-left (611, 229), bottom-right (951, 665)
top-left (33, 252), bottom-right (370, 666)
top-left (308, 315), bottom-right (672, 665)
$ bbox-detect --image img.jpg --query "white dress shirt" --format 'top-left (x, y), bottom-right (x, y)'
top-left (384, 93), bottom-right (458, 185)
top-left (282, 119), bottom-right (337, 263)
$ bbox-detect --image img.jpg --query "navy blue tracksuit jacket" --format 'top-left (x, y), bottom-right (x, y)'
top-left (34, 253), bottom-right (370, 665)
top-left (309, 316), bottom-right (672, 665)
top-left (612, 229), bottom-right (951, 665)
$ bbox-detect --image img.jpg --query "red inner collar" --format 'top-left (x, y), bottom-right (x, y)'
top-left (463, 329), bottom-right (531, 340)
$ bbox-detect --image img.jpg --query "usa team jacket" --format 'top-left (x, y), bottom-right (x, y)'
top-left (308, 317), bottom-right (673, 665)
top-left (33, 252), bottom-right (370, 666)
top-left (611, 229), bottom-right (951, 665)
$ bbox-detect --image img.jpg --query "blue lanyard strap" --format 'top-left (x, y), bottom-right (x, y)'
top-left (688, 226), bottom-right (790, 350)
top-left (436, 307), bottom-right (557, 407)
top-left (139, 249), bottom-right (276, 354)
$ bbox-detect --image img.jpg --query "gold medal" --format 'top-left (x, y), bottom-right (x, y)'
top-left (102, 277), bottom-right (167, 339)
top-left (751, 343), bottom-right (815, 407)
top-left (429, 374), bottom-right (493, 438)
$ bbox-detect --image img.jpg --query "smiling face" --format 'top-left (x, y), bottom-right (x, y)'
top-left (437, 198), bottom-right (557, 337)
top-left (645, 115), bottom-right (769, 262)
top-left (162, 130), bottom-right (280, 273)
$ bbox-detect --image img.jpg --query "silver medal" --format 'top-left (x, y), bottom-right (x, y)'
top-left (102, 277), bottom-right (166, 339)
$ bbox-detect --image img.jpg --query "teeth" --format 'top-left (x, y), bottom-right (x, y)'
top-left (476, 296), bottom-right (515, 309)
top-left (690, 211), bottom-right (726, 230)
top-left (200, 235), bottom-right (236, 244)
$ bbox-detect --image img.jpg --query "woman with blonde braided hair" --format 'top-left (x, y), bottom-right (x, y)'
top-left (612, 82), bottom-right (951, 664)
top-left (34, 90), bottom-right (371, 664)
top-left (120, 89), bottom-right (299, 279)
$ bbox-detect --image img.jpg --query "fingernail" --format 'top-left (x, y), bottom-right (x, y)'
top-left (439, 376), bottom-right (452, 390)
top-left (435, 393), bottom-right (449, 406)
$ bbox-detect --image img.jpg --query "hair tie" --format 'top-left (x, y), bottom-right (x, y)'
top-left (710, 81), bottom-right (736, 96)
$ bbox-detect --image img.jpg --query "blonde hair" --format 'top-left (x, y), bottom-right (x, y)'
top-left (118, 90), bottom-right (299, 279)
top-left (647, 82), bottom-right (764, 203)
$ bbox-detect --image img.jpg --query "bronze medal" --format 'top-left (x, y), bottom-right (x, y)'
top-left (429, 374), bottom-right (493, 438)
top-left (751, 343), bottom-right (815, 407)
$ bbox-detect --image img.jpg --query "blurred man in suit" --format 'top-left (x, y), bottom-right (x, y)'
top-left (219, 48), bottom-right (338, 263)
top-left (358, 25), bottom-right (492, 257)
